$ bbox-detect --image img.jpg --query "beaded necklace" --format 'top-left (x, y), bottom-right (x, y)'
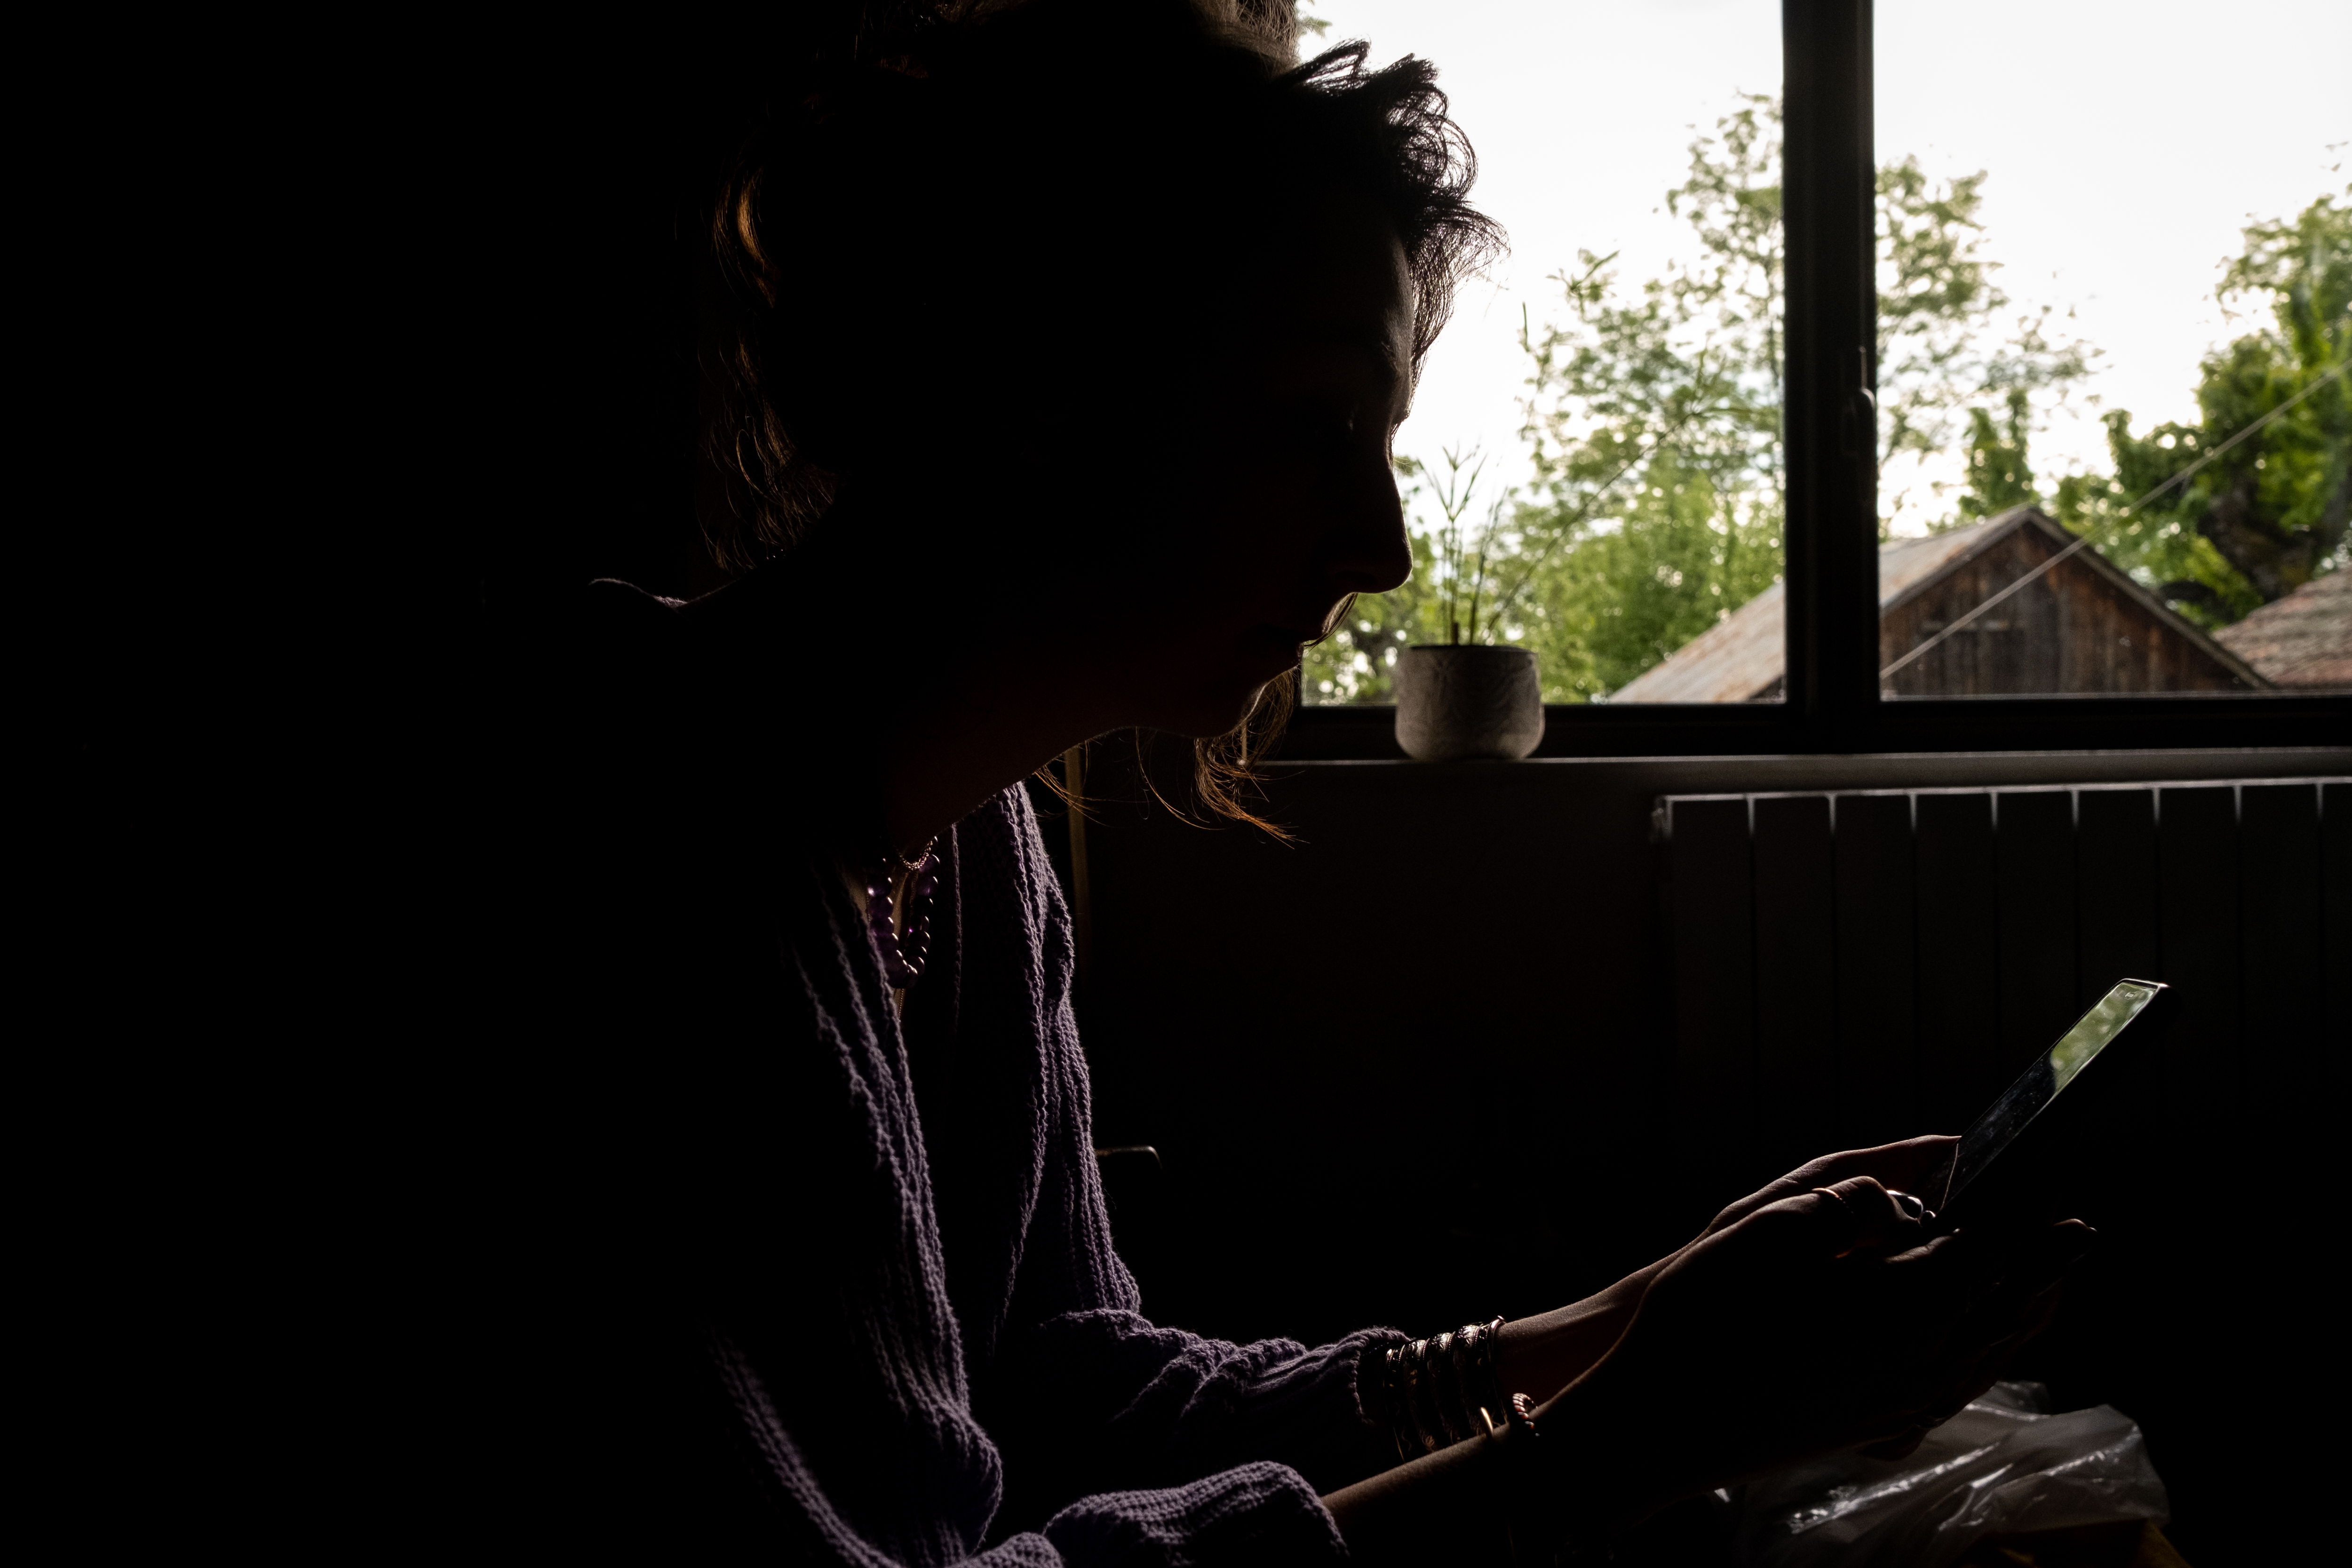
top-left (863, 840), bottom-right (939, 986)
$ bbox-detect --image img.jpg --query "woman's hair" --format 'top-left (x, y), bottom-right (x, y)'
top-left (706, 0), bottom-right (1499, 824)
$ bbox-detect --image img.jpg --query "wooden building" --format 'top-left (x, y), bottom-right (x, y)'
top-left (1610, 506), bottom-right (2270, 701)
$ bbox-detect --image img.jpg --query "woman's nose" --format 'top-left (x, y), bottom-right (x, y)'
top-left (1322, 460), bottom-right (1413, 595)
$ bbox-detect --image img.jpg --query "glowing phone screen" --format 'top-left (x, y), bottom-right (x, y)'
top-left (1939, 980), bottom-right (2164, 1209)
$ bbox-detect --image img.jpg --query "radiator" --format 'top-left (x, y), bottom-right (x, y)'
top-left (1655, 779), bottom-right (2349, 1196)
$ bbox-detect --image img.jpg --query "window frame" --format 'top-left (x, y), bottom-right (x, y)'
top-left (1287, 0), bottom-right (2348, 761)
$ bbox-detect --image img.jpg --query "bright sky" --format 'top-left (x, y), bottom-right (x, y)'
top-left (1314, 0), bottom-right (2351, 533)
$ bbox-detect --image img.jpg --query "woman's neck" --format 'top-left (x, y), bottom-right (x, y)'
top-left (681, 490), bottom-right (1129, 855)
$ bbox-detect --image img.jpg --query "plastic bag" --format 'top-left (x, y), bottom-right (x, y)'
top-left (1732, 1383), bottom-right (2169, 1568)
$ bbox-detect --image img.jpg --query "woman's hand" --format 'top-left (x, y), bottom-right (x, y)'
top-left (1693, 1134), bottom-right (1961, 1240)
top-left (1499, 1137), bottom-right (1963, 1405)
top-left (1537, 1176), bottom-right (2094, 1531)
top-left (1337, 1158), bottom-right (2090, 1564)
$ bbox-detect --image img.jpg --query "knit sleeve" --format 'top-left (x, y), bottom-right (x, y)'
top-left (953, 788), bottom-right (1410, 1517)
top-left (1039, 1463), bottom-right (1348, 1567)
top-left (713, 1321), bottom-right (1349, 1568)
top-left (719, 1419), bottom-right (1343, 1568)
top-left (816, 1470), bottom-right (1347, 1568)
top-left (990, 1309), bottom-right (1407, 1524)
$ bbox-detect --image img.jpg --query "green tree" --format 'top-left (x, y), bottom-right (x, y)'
top-left (1956, 388), bottom-right (2041, 523)
top-left (1500, 99), bottom-right (1790, 700)
top-left (2050, 189), bottom-right (2349, 626)
top-left (1875, 159), bottom-right (2092, 524)
top-left (1310, 96), bottom-right (2102, 704)
top-left (1310, 100), bottom-right (1793, 703)
top-left (1506, 451), bottom-right (1780, 699)
top-left (1500, 98), bottom-right (2085, 700)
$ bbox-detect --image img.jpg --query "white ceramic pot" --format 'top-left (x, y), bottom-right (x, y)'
top-left (1392, 645), bottom-right (1545, 761)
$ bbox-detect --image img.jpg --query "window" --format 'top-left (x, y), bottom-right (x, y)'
top-left (1301, 0), bottom-right (1788, 709)
top-left (1871, 0), bottom-right (2347, 704)
top-left (1292, 0), bottom-right (2346, 757)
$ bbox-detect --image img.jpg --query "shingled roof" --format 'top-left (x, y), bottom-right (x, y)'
top-left (2213, 569), bottom-right (2352, 689)
top-left (1605, 521), bottom-right (2018, 703)
top-left (1607, 507), bottom-right (2265, 701)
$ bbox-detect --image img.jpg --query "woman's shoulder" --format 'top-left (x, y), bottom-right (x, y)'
top-left (946, 782), bottom-right (1074, 995)
top-left (956, 784), bottom-right (1054, 901)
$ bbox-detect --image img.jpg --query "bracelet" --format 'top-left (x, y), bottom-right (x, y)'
top-left (1381, 1315), bottom-right (1508, 1462)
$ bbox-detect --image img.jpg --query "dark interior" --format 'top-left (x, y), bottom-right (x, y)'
top-left (1042, 748), bottom-right (2348, 1565)
top-left (447, 14), bottom-right (2349, 1564)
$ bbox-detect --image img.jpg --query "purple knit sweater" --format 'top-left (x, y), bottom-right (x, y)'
top-left (499, 582), bottom-right (1405, 1562)
top-left (680, 784), bottom-right (1403, 1565)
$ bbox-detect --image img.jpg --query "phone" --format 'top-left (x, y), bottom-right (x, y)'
top-left (1925, 979), bottom-right (2177, 1228)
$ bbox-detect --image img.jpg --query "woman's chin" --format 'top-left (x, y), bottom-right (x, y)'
top-left (1141, 677), bottom-right (1277, 740)
top-left (1124, 633), bottom-right (1308, 738)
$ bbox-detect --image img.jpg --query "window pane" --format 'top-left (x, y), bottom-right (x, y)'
top-left (1297, 0), bottom-right (1786, 706)
top-left (1871, 0), bottom-right (2350, 700)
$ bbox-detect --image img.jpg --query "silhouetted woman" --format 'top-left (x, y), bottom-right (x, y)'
top-left (487, 4), bottom-right (2087, 1561)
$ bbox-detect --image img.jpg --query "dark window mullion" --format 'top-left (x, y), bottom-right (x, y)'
top-left (1780, 0), bottom-right (1881, 743)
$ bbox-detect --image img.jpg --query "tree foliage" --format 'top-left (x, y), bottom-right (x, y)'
top-left (1875, 160), bottom-right (2093, 523)
top-left (2049, 189), bottom-right (2350, 626)
top-left (1307, 96), bottom-right (2092, 702)
top-left (1956, 388), bottom-right (2040, 524)
top-left (1304, 108), bottom-right (2344, 704)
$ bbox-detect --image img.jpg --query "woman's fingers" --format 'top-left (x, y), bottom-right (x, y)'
top-left (1701, 1176), bottom-right (1929, 1266)
top-left (1622, 1193), bottom-right (2085, 1477)
top-left (1802, 1176), bottom-right (1926, 1258)
top-left (1701, 1136), bottom-right (1960, 1238)
top-left (1796, 1136), bottom-right (1961, 1194)
top-left (1947, 1228), bottom-right (2089, 1357)
top-left (2023, 1219), bottom-right (2099, 1277)
top-left (1955, 1222), bottom-right (2094, 1324)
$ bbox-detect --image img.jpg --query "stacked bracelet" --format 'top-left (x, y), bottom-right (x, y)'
top-left (1380, 1315), bottom-right (1508, 1462)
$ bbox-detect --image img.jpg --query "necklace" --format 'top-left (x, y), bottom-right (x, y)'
top-left (864, 839), bottom-right (939, 986)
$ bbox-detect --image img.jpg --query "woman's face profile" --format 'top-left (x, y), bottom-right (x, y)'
top-left (1106, 192), bottom-right (1418, 738)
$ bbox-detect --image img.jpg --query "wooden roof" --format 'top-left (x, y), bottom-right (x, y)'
top-left (2213, 569), bottom-right (2352, 689)
top-left (1607, 507), bottom-right (2267, 701)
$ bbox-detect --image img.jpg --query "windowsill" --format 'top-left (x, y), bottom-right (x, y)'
top-left (1278, 696), bottom-right (2352, 761)
top-left (1263, 746), bottom-right (2349, 795)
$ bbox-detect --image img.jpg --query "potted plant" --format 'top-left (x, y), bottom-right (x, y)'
top-left (1393, 448), bottom-right (1545, 761)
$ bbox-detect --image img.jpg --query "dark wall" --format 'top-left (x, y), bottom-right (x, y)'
top-left (1068, 743), bottom-right (2349, 1564)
